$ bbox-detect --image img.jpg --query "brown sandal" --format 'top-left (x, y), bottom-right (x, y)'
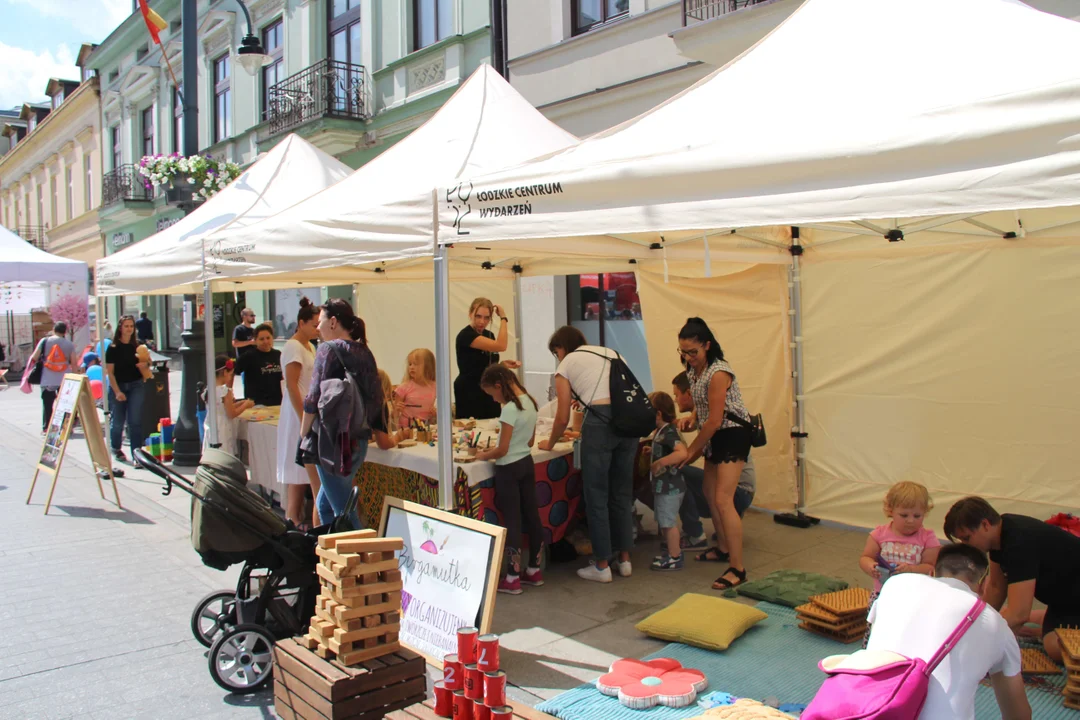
top-left (712, 566), bottom-right (747, 590)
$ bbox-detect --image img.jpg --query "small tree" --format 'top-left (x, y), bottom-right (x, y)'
top-left (50, 294), bottom-right (89, 340)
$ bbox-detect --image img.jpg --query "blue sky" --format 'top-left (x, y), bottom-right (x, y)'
top-left (0, 0), bottom-right (131, 108)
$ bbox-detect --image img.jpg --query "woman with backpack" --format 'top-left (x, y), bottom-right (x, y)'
top-left (28, 322), bottom-right (75, 433)
top-left (677, 317), bottom-right (753, 591)
top-left (300, 299), bottom-right (384, 529)
top-left (539, 326), bottom-right (636, 584)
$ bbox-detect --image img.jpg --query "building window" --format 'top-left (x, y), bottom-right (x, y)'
top-left (213, 54), bottom-right (232, 143)
top-left (414, 0), bottom-right (452, 50)
top-left (36, 185), bottom-right (44, 226)
top-left (111, 126), bottom-right (122, 170)
top-left (29, 116), bottom-right (38, 132)
top-left (329, 1), bottom-right (362, 67)
top-left (84, 154), bottom-right (93, 209)
top-left (52, 90), bottom-right (64, 109)
top-left (137, 44), bottom-right (149, 61)
top-left (173, 85), bottom-right (184, 154)
top-left (142, 105), bottom-right (155, 157)
top-left (50, 176), bottom-right (58, 227)
top-left (82, 67), bottom-right (95, 83)
top-left (572, 0), bottom-right (629, 35)
top-left (66, 167), bottom-right (73, 220)
top-left (261, 19), bottom-right (284, 120)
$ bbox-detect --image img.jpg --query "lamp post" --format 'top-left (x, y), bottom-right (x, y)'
top-left (171, 0), bottom-right (269, 467)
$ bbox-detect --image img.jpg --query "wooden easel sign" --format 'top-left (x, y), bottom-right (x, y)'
top-left (27, 373), bottom-right (121, 514)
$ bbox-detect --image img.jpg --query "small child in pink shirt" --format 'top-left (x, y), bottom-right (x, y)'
top-left (394, 348), bottom-right (436, 426)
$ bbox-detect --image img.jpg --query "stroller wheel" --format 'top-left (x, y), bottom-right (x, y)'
top-left (208, 624), bottom-right (275, 694)
top-left (192, 590), bottom-right (237, 648)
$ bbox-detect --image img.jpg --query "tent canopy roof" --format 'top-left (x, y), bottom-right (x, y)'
top-left (0, 226), bottom-right (87, 284)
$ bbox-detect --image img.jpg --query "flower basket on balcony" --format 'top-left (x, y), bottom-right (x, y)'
top-left (138, 153), bottom-right (242, 203)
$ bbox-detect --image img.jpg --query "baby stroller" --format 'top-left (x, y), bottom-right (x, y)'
top-left (135, 447), bottom-right (360, 694)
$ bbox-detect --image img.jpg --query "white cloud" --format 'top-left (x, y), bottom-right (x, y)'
top-left (0, 42), bottom-right (79, 109)
top-left (7, 0), bottom-right (132, 41)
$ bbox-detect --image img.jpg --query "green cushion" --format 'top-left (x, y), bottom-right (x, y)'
top-left (636, 593), bottom-right (768, 651)
top-left (736, 570), bottom-right (848, 608)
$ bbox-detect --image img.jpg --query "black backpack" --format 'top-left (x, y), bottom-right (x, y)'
top-left (572, 350), bottom-right (656, 438)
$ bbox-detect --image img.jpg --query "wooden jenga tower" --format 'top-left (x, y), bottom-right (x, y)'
top-left (301, 529), bottom-right (405, 666)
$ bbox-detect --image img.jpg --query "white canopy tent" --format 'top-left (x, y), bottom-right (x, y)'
top-left (419, 0), bottom-right (1080, 528)
top-left (0, 226), bottom-right (87, 284)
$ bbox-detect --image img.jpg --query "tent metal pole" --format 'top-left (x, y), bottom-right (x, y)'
top-left (96, 296), bottom-right (109, 418)
top-left (433, 190), bottom-right (454, 510)
top-left (512, 266), bottom-right (524, 371)
top-left (774, 227), bottom-right (819, 529)
top-left (202, 278), bottom-right (218, 448)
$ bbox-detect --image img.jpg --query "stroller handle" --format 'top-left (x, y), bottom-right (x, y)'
top-left (134, 447), bottom-right (198, 498)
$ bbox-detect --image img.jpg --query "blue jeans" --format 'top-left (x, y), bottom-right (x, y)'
top-left (580, 412), bottom-right (637, 562)
top-left (679, 465), bottom-right (755, 538)
top-left (109, 380), bottom-right (145, 453)
top-left (316, 443), bottom-right (366, 528)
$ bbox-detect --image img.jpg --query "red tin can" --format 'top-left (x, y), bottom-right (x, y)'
top-left (453, 690), bottom-right (473, 720)
top-left (434, 681), bottom-right (452, 717)
top-left (483, 670), bottom-right (507, 708)
top-left (477, 633), bottom-right (500, 673)
top-left (464, 663), bottom-right (484, 701)
top-left (457, 626), bottom-right (479, 665)
top-left (443, 653), bottom-right (462, 691)
top-left (490, 706), bottom-right (514, 719)
top-left (473, 699), bottom-right (491, 720)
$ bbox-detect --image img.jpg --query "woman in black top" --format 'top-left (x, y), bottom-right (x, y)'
top-left (453, 297), bottom-right (519, 419)
top-left (104, 315), bottom-right (149, 463)
top-left (234, 323), bottom-right (283, 406)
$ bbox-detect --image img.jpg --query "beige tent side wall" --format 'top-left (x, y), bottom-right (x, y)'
top-left (801, 240), bottom-right (1080, 534)
top-left (636, 267), bottom-right (797, 511)
top-left (355, 278), bottom-right (517, 399)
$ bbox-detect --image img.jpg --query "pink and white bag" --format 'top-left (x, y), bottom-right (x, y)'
top-left (802, 597), bottom-right (985, 720)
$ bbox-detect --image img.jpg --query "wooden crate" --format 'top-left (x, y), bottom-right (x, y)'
top-left (386, 699), bottom-right (557, 720)
top-left (273, 637), bottom-right (426, 720)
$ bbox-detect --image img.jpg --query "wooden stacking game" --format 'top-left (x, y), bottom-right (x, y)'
top-left (300, 529), bottom-right (405, 666)
top-left (1059, 626), bottom-right (1080, 711)
top-left (1019, 647), bottom-right (1061, 675)
top-left (795, 587), bottom-right (872, 644)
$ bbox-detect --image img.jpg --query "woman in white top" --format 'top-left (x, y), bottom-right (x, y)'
top-left (539, 326), bottom-right (636, 584)
top-left (277, 297), bottom-right (320, 529)
top-left (677, 317), bottom-right (754, 592)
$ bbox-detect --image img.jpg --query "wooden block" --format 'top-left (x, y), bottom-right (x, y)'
top-left (301, 634), bottom-right (320, 650)
top-left (317, 545), bottom-right (365, 568)
top-left (338, 640), bottom-right (402, 666)
top-left (318, 564), bottom-right (360, 589)
top-left (383, 570), bottom-right (402, 583)
top-left (315, 607), bottom-right (337, 627)
top-left (318, 528), bottom-right (378, 550)
top-left (314, 619), bottom-right (336, 637)
top-left (796, 611), bottom-right (866, 633)
top-left (799, 621), bottom-right (865, 644)
top-left (1020, 647), bottom-right (1061, 675)
top-left (333, 599), bottom-right (400, 624)
top-left (809, 587), bottom-right (872, 617)
top-left (334, 538), bottom-right (404, 554)
top-left (334, 622), bottom-right (401, 646)
top-left (346, 558), bottom-right (400, 576)
top-left (322, 579), bottom-right (403, 601)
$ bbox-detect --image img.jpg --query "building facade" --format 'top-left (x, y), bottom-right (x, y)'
top-left (87, 0), bottom-right (491, 351)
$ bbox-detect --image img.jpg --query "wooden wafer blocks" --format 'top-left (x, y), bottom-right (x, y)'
top-left (301, 530), bottom-right (405, 667)
top-left (796, 587), bottom-right (872, 644)
top-left (1019, 647), bottom-right (1060, 675)
top-left (1058, 626), bottom-right (1080, 711)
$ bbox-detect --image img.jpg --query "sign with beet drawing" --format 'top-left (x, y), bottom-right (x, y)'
top-left (379, 497), bottom-right (506, 665)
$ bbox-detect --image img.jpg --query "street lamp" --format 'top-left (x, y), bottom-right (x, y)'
top-left (234, 1), bottom-right (271, 76)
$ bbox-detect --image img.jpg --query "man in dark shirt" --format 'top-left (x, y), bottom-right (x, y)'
top-left (135, 312), bottom-right (154, 347)
top-left (232, 308), bottom-right (256, 359)
top-left (946, 496), bottom-right (1080, 662)
top-left (233, 323), bottom-right (282, 406)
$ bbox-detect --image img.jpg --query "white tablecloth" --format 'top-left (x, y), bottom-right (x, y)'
top-left (238, 418), bottom-right (282, 503)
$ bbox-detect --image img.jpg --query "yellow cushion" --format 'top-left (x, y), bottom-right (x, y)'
top-left (635, 593), bottom-right (768, 651)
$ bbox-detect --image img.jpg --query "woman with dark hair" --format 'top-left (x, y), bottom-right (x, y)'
top-left (300, 298), bottom-right (384, 528)
top-left (677, 317), bottom-right (753, 590)
top-left (278, 297), bottom-right (320, 529)
top-left (234, 323), bottom-right (283, 406)
top-left (105, 315), bottom-right (149, 464)
top-left (539, 325), bottom-right (636, 583)
top-left (454, 297), bottom-right (520, 420)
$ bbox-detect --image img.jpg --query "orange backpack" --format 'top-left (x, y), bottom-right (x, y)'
top-left (43, 341), bottom-right (69, 373)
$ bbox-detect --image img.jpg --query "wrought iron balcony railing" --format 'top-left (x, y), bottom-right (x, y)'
top-left (102, 164), bottom-right (153, 207)
top-left (267, 59), bottom-right (368, 137)
top-left (16, 225), bottom-right (48, 251)
top-left (682, 0), bottom-right (771, 24)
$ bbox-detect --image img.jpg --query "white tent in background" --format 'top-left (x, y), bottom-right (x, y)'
top-left (424, 0), bottom-right (1080, 529)
top-left (95, 134), bottom-right (353, 296)
top-left (203, 64), bottom-right (577, 285)
top-left (0, 226), bottom-right (87, 284)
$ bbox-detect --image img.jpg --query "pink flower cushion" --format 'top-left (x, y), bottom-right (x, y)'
top-left (596, 658), bottom-right (708, 710)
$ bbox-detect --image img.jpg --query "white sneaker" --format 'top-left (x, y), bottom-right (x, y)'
top-left (616, 560), bottom-right (632, 577)
top-left (577, 563), bottom-right (613, 583)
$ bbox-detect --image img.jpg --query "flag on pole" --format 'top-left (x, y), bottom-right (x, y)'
top-left (138, 0), bottom-right (168, 45)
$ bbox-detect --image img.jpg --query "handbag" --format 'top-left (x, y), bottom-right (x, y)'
top-left (725, 410), bottom-right (767, 448)
top-left (26, 339), bottom-right (46, 385)
top-left (802, 597), bottom-right (986, 720)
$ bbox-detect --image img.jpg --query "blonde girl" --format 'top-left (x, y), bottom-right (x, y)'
top-left (394, 349), bottom-right (436, 425)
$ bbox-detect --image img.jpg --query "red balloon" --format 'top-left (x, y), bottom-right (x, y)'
top-left (89, 379), bottom-right (104, 400)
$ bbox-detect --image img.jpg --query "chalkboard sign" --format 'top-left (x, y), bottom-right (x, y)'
top-left (379, 498), bottom-right (505, 667)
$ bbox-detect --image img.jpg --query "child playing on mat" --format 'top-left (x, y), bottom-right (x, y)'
top-left (649, 391), bottom-right (689, 571)
top-left (394, 349), bottom-right (436, 426)
top-left (475, 364), bottom-right (544, 595)
top-left (859, 481), bottom-right (941, 644)
top-left (203, 354), bottom-right (253, 456)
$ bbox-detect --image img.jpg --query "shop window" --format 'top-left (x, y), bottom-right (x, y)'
top-left (566, 273), bottom-right (651, 391)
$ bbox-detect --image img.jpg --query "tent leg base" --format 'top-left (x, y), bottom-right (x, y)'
top-left (774, 511), bottom-right (819, 529)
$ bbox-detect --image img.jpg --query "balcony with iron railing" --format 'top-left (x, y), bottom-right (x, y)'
top-left (266, 59), bottom-right (369, 137)
top-left (16, 225), bottom-right (48, 251)
top-left (102, 164), bottom-right (153, 207)
top-left (682, 0), bottom-right (772, 24)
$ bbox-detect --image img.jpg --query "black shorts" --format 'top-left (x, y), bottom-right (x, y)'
top-left (1042, 606), bottom-right (1080, 636)
top-left (705, 426), bottom-right (752, 464)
